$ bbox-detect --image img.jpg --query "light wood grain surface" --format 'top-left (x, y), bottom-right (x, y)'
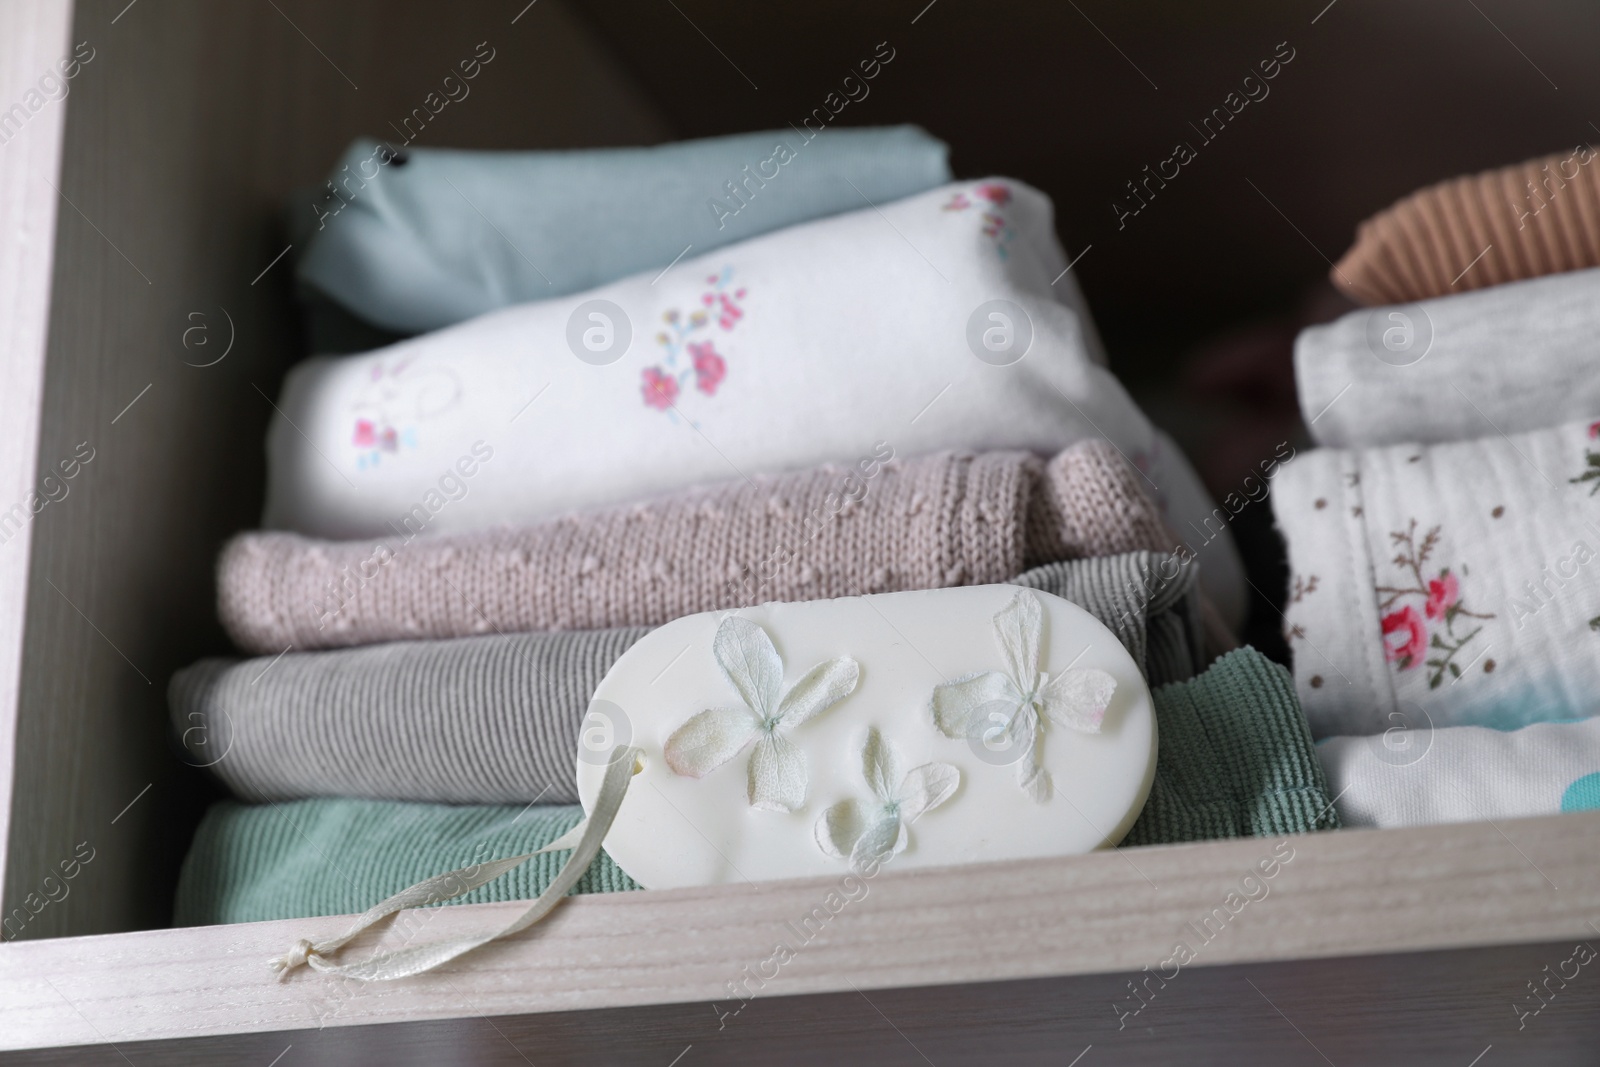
top-left (2, 811), bottom-right (1599, 1050)
top-left (11, 938), bottom-right (1600, 1066)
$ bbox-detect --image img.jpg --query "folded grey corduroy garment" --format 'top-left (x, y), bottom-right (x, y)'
top-left (1011, 552), bottom-right (1205, 689)
top-left (172, 551), bottom-right (1206, 805)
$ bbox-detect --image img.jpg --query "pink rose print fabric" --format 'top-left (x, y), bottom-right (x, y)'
top-left (1423, 572), bottom-right (1459, 621)
top-left (640, 267), bottom-right (746, 416)
top-left (1380, 605), bottom-right (1427, 669)
top-left (689, 342), bottom-right (726, 395)
top-left (641, 367), bottom-right (679, 410)
top-left (1376, 520), bottom-right (1494, 688)
top-left (1571, 421), bottom-right (1600, 495)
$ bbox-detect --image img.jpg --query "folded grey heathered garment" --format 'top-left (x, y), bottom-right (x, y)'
top-left (1296, 266), bottom-right (1600, 449)
top-left (172, 551), bottom-right (1206, 805)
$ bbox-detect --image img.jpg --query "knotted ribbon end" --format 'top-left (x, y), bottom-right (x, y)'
top-left (269, 937), bottom-right (322, 981)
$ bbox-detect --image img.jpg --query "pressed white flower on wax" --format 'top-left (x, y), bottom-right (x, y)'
top-left (815, 727), bottom-right (960, 871)
top-left (664, 615), bottom-right (859, 812)
top-left (931, 589), bottom-right (1116, 801)
top-left (578, 586), bottom-right (1154, 889)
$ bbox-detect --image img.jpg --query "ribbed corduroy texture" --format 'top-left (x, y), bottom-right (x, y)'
top-left (1333, 148), bottom-right (1600, 304)
top-left (170, 628), bottom-right (649, 805)
top-left (1013, 552), bottom-right (1205, 688)
top-left (219, 441), bottom-right (1175, 655)
top-left (1121, 648), bottom-right (1339, 847)
top-left (174, 800), bottom-right (637, 926)
top-left (171, 647), bottom-right (1327, 924)
top-left (175, 552), bottom-right (1205, 805)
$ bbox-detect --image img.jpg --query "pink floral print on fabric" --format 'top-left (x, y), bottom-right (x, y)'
top-left (349, 357), bottom-right (461, 470)
top-left (641, 367), bottom-right (679, 410)
top-left (941, 182), bottom-right (1016, 259)
top-left (688, 342), bottom-right (726, 395)
top-left (1376, 519), bottom-right (1494, 688)
top-left (1570, 420), bottom-right (1600, 495)
top-left (640, 267), bottom-right (746, 414)
top-left (1381, 605), bottom-right (1427, 667)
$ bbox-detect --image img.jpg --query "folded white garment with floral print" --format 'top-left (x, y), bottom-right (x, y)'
top-left (1274, 414), bottom-right (1600, 738)
top-left (1318, 716), bottom-right (1600, 829)
top-left (263, 178), bottom-right (1245, 625)
top-left (1296, 267), bottom-right (1600, 448)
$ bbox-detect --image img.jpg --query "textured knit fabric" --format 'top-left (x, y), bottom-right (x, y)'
top-left (171, 649), bottom-right (1324, 924)
top-left (1332, 148), bottom-right (1600, 305)
top-left (264, 178), bottom-right (1246, 626)
top-left (170, 628), bottom-right (649, 804)
top-left (1121, 648), bottom-right (1339, 847)
top-left (1318, 715), bottom-right (1600, 829)
top-left (173, 800), bottom-right (637, 926)
top-left (222, 441), bottom-right (1180, 655)
top-left (180, 551), bottom-right (1206, 805)
top-left (1274, 416), bottom-right (1600, 739)
top-left (295, 126), bottom-right (953, 336)
top-left (1295, 267), bottom-right (1600, 449)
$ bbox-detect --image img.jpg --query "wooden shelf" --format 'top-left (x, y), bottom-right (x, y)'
top-left (4, 811), bottom-right (1599, 1050)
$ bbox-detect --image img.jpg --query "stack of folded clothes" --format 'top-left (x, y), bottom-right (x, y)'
top-left (1279, 147), bottom-right (1600, 828)
top-left (174, 126), bottom-right (1337, 927)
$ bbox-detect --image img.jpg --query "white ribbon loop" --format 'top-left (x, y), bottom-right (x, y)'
top-left (269, 746), bottom-right (643, 982)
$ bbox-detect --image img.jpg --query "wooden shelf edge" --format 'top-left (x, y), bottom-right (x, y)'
top-left (2, 810), bottom-right (1596, 1051)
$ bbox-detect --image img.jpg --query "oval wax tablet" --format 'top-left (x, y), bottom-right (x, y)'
top-left (575, 584), bottom-right (1156, 889)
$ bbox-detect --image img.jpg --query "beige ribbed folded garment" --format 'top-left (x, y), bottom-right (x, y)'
top-left (1333, 147), bottom-right (1600, 304)
top-left (219, 440), bottom-right (1176, 655)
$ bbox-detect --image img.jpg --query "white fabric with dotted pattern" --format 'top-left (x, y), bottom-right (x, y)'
top-left (1274, 414), bottom-right (1600, 738)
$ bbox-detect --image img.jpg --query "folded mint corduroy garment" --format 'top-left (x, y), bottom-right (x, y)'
top-left (293, 126), bottom-right (952, 338)
top-left (174, 552), bottom-right (1206, 806)
top-left (174, 650), bottom-right (1334, 925)
top-left (174, 801), bottom-right (637, 927)
top-left (1121, 648), bottom-right (1340, 846)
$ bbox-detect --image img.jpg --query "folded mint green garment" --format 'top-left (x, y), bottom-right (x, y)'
top-left (173, 800), bottom-right (637, 926)
top-left (173, 649), bottom-right (1332, 925)
top-left (1122, 648), bottom-right (1340, 846)
top-left (293, 126), bottom-right (951, 337)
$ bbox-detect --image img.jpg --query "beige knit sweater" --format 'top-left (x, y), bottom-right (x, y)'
top-left (219, 440), bottom-right (1176, 655)
top-left (1333, 148), bottom-right (1600, 304)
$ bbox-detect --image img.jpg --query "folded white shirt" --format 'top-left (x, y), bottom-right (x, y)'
top-left (263, 179), bottom-right (1245, 625)
top-left (1319, 715), bottom-right (1600, 829)
top-left (1274, 414), bottom-right (1600, 738)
